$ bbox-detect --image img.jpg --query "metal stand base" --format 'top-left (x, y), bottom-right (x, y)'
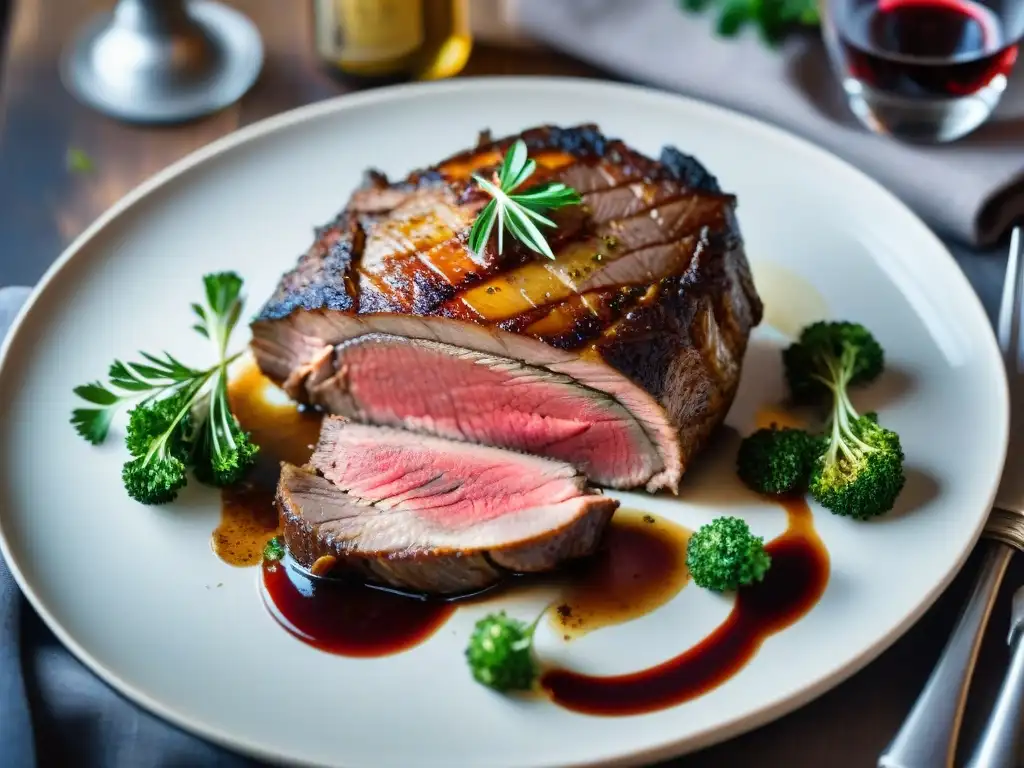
top-left (60, 0), bottom-right (264, 125)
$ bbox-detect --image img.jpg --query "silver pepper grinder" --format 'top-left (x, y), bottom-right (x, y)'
top-left (61, 0), bottom-right (264, 124)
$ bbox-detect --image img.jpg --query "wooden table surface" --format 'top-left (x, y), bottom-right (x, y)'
top-left (0, 2), bottom-right (1020, 766)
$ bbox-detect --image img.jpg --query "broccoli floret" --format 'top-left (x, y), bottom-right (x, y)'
top-left (781, 320), bottom-right (904, 518)
top-left (783, 321), bottom-right (884, 403)
top-left (686, 516), bottom-right (771, 592)
top-left (737, 425), bottom-right (822, 495)
top-left (122, 454), bottom-right (188, 505)
top-left (120, 393), bottom-right (194, 505)
top-left (465, 610), bottom-right (539, 692)
top-left (71, 272), bottom-right (259, 505)
top-left (809, 392), bottom-right (906, 519)
top-left (125, 393), bottom-right (191, 457)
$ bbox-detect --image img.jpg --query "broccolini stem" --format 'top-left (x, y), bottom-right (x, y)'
top-left (203, 375), bottom-right (223, 458)
top-left (821, 343), bottom-right (877, 463)
top-left (524, 606), bottom-right (547, 638)
top-left (215, 375), bottom-right (238, 451)
top-left (140, 346), bottom-right (244, 466)
top-left (142, 375), bottom-right (209, 466)
top-left (825, 401), bottom-right (844, 465)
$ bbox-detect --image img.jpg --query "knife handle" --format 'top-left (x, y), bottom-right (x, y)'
top-left (878, 540), bottom-right (1014, 768)
top-left (964, 623), bottom-right (1024, 768)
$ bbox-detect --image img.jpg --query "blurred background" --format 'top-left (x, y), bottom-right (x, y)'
top-left (1, 2), bottom-right (1024, 767)
top-left (0, 0), bottom-right (1020, 307)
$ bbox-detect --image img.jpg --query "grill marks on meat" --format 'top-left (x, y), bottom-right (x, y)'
top-left (257, 124), bottom-right (730, 329)
top-left (252, 124), bottom-right (762, 492)
top-left (278, 423), bottom-right (618, 595)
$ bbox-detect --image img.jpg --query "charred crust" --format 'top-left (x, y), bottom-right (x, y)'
top-left (257, 215), bottom-right (362, 321)
top-left (520, 124), bottom-right (610, 158)
top-left (360, 168), bottom-right (390, 189)
top-left (402, 168), bottom-right (445, 190)
top-left (409, 268), bottom-right (457, 315)
top-left (440, 124), bottom-right (613, 168)
top-left (658, 147), bottom-right (722, 193)
top-left (254, 123), bottom-right (757, 364)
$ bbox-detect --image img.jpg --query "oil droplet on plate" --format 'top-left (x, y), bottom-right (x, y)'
top-left (750, 260), bottom-right (829, 339)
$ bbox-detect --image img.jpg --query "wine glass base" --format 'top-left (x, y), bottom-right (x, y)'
top-left (841, 76), bottom-right (1006, 143)
top-left (60, 1), bottom-right (264, 125)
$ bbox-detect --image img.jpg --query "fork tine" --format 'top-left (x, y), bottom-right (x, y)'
top-left (997, 226), bottom-right (1023, 372)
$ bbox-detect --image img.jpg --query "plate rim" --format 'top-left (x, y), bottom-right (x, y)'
top-left (0, 76), bottom-right (1010, 768)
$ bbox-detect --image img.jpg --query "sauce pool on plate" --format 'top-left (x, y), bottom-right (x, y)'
top-left (553, 509), bottom-right (690, 640)
top-left (212, 363), bottom-right (322, 567)
top-left (261, 559), bottom-right (456, 657)
top-left (259, 507), bottom-right (693, 659)
top-left (539, 497), bottom-right (829, 715)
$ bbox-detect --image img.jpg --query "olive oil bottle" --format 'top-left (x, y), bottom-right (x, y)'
top-left (312, 0), bottom-right (473, 83)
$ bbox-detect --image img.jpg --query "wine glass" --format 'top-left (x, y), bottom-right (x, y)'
top-left (820, 0), bottom-right (1024, 142)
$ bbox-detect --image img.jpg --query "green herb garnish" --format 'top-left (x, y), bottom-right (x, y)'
top-left (679, 0), bottom-right (819, 45)
top-left (66, 147), bottom-right (94, 174)
top-left (263, 536), bottom-right (285, 562)
top-left (465, 609), bottom-right (542, 692)
top-left (468, 139), bottom-right (581, 260)
top-left (71, 272), bottom-right (258, 505)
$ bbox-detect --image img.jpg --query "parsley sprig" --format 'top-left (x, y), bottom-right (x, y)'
top-left (468, 139), bottom-right (581, 260)
top-left (679, 0), bottom-right (819, 44)
top-left (71, 272), bottom-right (258, 505)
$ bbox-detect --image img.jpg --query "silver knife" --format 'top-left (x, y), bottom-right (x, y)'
top-left (879, 225), bottom-right (1023, 768)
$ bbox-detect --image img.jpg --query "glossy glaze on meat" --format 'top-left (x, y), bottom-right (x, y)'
top-left (251, 125), bottom-right (762, 492)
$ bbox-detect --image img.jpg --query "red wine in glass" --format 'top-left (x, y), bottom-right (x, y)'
top-left (822, 0), bottom-right (1024, 141)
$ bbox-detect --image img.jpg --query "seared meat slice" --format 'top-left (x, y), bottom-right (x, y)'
top-left (277, 422), bottom-right (618, 595)
top-left (312, 339), bottom-right (660, 489)
top-left (252, 124), bottom-right (762, 492)
top-left (310, 417), bottom-right (615, 520)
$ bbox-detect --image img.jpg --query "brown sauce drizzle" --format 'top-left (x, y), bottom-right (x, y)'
top-left (213, 362), bottom-right (322, 567)
top-left (227, 361), bottom-right (323, 467)
top-left (259, 507), bottom-right (689, 659)
top-left (260, 560), bottom-right (455, 657)
top-left (539, 497), bottom-right (829, 715)
top-left (552, 509), bottom-right (690, 640)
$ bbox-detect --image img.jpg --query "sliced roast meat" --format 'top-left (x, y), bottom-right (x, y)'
top-left (311, 339), bottom-right (661, 489)
top-left (251, 124), bottom-right (762, 493)
top-left (277, 448), bottom-right (618, 596)
top-left (311, 417), bottom-right (613, 522)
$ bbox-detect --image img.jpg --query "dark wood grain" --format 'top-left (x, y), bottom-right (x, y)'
top-left (0, 2), bottom-right (1014, 767)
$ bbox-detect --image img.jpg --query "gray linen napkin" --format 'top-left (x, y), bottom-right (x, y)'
top-left (515, 0), bottom-right (1024, 247)
top-left (1, 287), bottom-right (36, 768)
top-left (0, 286), bottom-right (257, 768)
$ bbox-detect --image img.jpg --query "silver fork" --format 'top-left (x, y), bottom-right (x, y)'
top-left (879, 225), bottom-right (1024, 768)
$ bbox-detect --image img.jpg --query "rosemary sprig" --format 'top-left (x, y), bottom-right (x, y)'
top-left (467, 139), bottom-right (582, 260)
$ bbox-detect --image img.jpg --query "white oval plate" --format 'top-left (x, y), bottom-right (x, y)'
top-left (0, 78), bottom-right (1008, 768)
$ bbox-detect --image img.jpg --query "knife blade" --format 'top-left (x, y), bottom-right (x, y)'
top-left (995, 226), bottom-right (1023, 515)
